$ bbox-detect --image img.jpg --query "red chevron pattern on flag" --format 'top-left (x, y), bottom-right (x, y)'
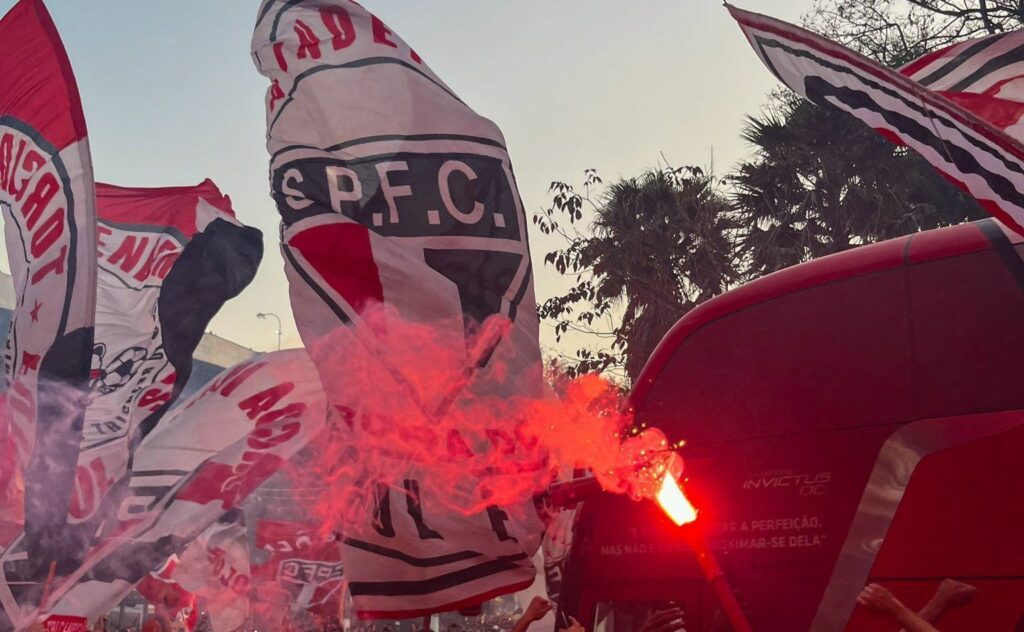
top-left (730, 4), bottom-right (1024, 236)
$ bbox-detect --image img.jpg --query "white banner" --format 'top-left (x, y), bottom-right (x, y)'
top-left (174, 511), bottom-right (251, 632)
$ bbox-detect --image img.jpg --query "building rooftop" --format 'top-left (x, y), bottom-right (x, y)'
top-left (0, 271), bottom-right (256, 368)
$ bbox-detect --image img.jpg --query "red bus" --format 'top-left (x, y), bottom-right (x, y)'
top-left (557, 219), bottom-right (1024, 631)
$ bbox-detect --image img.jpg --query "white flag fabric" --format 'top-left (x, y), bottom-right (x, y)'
top-left (252, 0), bottom-right (545, 618)
top-left (72, 181), bottom-right (262, 525)
top-left (730, 4), bottom-right (1024, 236)
top-left (0, 0), bottom-right (97, 599)
top-left (173, 510), bottom-right (251, 632)
top-left (0, 350), bottom-right (325, 630)
top-left (135, 512), bottom-right (249, 632)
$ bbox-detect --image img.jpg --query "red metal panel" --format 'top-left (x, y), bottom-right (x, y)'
top-left (565, 221), bottom-right (1024, 631)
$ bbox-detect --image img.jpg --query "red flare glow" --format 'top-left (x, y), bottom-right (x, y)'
top-left (284, 303), bottom-right (695, 540)
top-left (656, 472), bottom-right (697, 526)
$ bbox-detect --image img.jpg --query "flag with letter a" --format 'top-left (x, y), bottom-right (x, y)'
top-left (36, 350), bottom-right (326, 629)
top-left (0, 180), bottom-right (262, 629)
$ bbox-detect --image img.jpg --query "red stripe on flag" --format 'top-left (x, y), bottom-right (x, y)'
top-left (0, 0), bottom-right (88, 148)
top-left (288, 222), bottom-right (384, 314)
top-left (930, 168), bottom-right (1024, 235)
top-left (96, 180), bottom-right (236, 236)
top-left (899, 41), bottom-right (960, 77)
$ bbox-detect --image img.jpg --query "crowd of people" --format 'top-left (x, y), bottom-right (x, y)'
top-left (23, 578), bottom-right (989, 631)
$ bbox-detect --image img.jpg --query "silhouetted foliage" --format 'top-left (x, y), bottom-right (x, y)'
top-left (730, 95), bottom-right (986, 278)
top-left (535, 167), bottom-right (738, 384)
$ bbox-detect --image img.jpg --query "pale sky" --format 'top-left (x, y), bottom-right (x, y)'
top-left (0, 0), bottom-right (811, 353)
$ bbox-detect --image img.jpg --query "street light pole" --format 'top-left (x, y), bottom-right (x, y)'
top-left (256, 312), bottom-right (282, 351)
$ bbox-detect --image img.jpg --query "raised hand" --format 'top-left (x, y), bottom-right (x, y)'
top-left (858, 583), bottom-right (904, 617)
top-left (639, 607), bottom-right (687, 632)
top-left (523, 597), bottom-right (553, 623)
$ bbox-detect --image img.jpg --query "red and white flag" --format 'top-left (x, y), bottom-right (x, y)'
top-left (899, 30), bottom-right (1024, 138)
top-left (40, 615), bottom-right (87, 632)
top-left (253, 520), bottom-right (343, 621)
top-left (72, 181), bottom-right (262, 525)
top-left (172, 511), bottom-right (251, 632)
top-left (0, 0), bottom-right (97, 602)
top-left (136, 561), bottom-right (197, 632)
top-left (3, 350), bottom-right (326, 630)
top-left (0, 179), bottom-right (262, 628)
top-left (730, 4), bottom-right (1024, 236)
top-left (252, 0), bottom-right (545, 618)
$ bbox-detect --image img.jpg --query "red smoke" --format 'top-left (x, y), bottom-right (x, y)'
top-left (289, 304), bottom-right (683, 533)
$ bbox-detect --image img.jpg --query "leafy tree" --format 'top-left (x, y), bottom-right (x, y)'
top-left (806, 0), bottom-right (1024, 66)
top-left (731, 95), bottom-right (986, 278)
top-left (534, 167), bottom-right (738, 384)
top-left (805, 1), bottom-right (941, 65)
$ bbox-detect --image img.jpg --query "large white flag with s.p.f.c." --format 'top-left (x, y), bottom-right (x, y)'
top-left (252, 0), bottom-right (546, 618)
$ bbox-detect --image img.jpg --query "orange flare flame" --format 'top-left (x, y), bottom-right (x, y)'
top-left (656, 472), bottom-right (697, 526)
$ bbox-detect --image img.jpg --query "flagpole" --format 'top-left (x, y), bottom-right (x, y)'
top-left (681, 527), bottom-right (752, 632)
top-left (37, 561), bottom-right (56, 612)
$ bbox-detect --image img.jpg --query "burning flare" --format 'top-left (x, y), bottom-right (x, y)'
top-left (656, 471), bottom-right (697, 526)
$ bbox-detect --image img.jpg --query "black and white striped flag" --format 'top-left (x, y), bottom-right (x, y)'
top-left (900, 30), bottom-right (1024, 139)
top-left (901, 30), bottom-right (1024, 96)
top-left (730, 5), bottom-right (1024, 235)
